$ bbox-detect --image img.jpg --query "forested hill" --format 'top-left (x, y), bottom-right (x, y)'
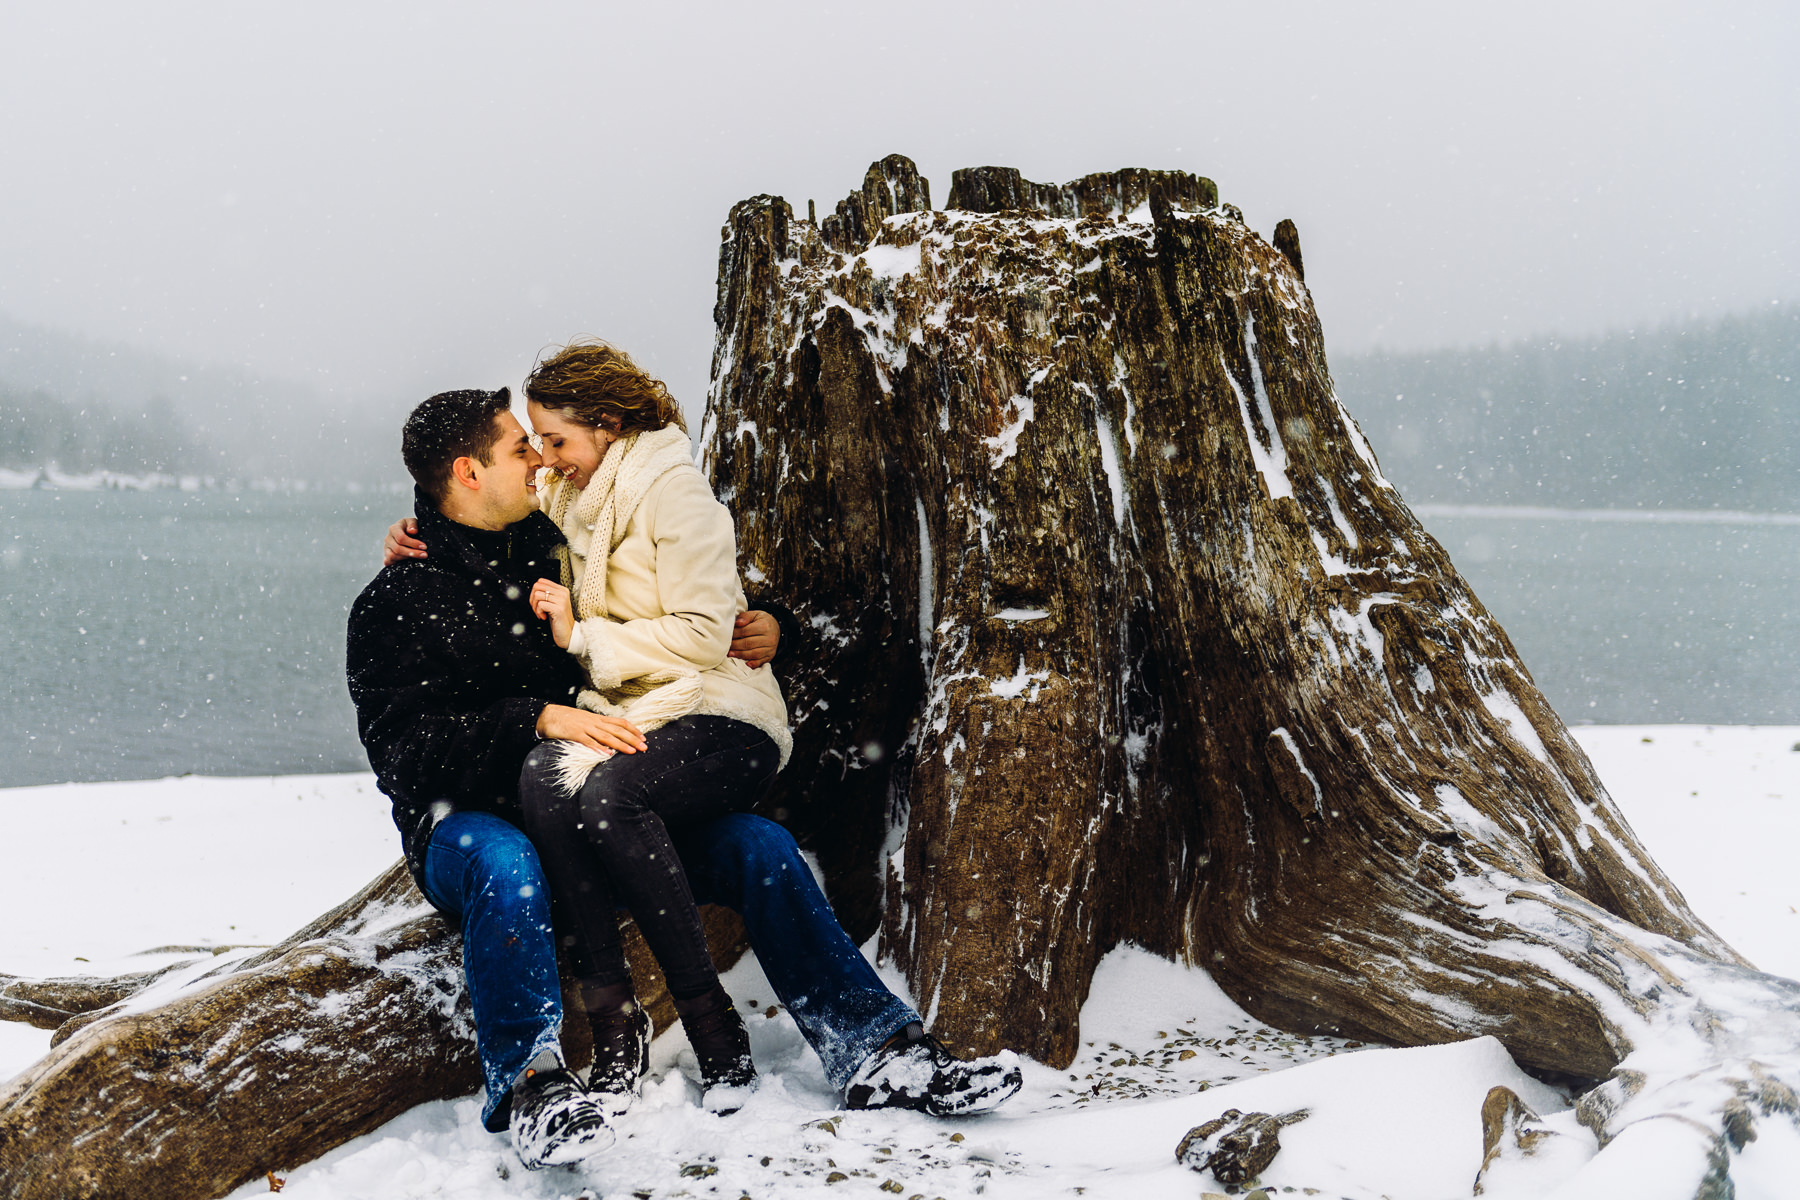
top-left (0, 312), bottom-right (397, 483)
top-left (0, 384), bottom-right (213, 475)
top-left (5, 304), bottom-right (1793, 500)
top-left (1331, 304), bottom-right (1799, 513)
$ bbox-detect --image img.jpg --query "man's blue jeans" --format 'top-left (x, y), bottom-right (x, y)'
top-left (420, 809), bottom-right (920, 1129)
top-left (674, 813), bottom-right (920, 1091)
top-left (418, 811), bottom-right (565, 1133)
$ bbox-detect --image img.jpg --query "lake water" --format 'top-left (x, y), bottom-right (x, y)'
top-left (2, 488), bottom-right (396, 787)
top-left (1, 490), bottom-right (1795, 787)
top-left (1414, 506), bottom-right (1798, 726)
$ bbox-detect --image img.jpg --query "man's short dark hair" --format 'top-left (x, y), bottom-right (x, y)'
top-left (401, 388), bottom-right (513, 507)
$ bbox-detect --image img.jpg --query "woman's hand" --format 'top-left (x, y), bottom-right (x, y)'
top-left (729, 610), bottom-right (781, 669)
top-left (383, 517), bottom-right (427, 565)
top-left (536, 705), bottom-right (647, 754)
top-left (531, 578), bottom-right (575, 648)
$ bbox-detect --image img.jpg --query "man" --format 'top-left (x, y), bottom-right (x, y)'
top-left (348, 389), bottom-right (625, 1168)
top-left (349, 389), bottom-right (1020, 1170)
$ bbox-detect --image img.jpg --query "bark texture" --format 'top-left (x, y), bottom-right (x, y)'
top-left (706, 155), bottom-right (1800, 1193)
top-left (0, 860), bottom-right (746, 1200)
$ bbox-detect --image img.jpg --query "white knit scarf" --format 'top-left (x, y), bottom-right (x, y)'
top-left (545, 421), bottom-right (694, 625)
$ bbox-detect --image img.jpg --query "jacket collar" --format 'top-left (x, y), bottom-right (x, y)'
top-left (410, 487), bottom-right (566, 582)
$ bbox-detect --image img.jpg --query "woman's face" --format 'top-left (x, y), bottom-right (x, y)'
top-left (527, 401), bottom-right (623, 490)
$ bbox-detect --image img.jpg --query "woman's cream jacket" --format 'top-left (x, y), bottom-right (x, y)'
top-left (537, 425), bottom-right (791, 772)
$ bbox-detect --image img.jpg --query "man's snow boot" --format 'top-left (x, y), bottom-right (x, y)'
top-left (509, 1050), bottom-right (615, 1169)
top-left (844, 1022), bottom-right (1024, 1116)
top-left (672, 985), bottom-right (756, 1112)
top-left (584, 984), bottom-right (653, 1117)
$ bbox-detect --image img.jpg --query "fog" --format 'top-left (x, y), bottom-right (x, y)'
top-left (0, 1), bottom-right (1794, 443)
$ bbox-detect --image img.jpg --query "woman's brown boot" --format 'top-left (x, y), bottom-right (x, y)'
top-left (672, 985), bottom-right (756, 1112)
top-left (580, 980), bottom-right (651, 1117)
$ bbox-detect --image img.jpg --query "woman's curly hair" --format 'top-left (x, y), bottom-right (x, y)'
top-left (523, 338), bottom-right (686, 435)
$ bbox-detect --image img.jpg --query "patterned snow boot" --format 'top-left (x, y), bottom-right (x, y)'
top-left (844, 1022), bottom-right (1024, 1116)
top-left (509, 1050), bottom-right (615, 1169)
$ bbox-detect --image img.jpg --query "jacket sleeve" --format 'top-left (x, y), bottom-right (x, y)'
top-left (570, 470), bottom-right (740, 688)
top-left (346, 574), bottom-right (546, 820)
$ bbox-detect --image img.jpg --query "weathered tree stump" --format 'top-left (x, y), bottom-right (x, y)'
top-left (705, 155), bottom-right (1800, 1193)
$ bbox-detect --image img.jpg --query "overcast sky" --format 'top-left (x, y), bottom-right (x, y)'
top-left (0, 1), bottom-right (1793, 427)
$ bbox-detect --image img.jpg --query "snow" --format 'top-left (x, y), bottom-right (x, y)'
top-left (1309, 528), bottom-right (1353, 576)
top-left (915, 495), bottom-right (935, 662)
top-left (1569, 725), bottom-right (1800, 979)
top-left (2, 726), bottom-right (1798, 1197)
top-left (1094, 410), bottom-right (1127, 527)
top-left (1331, 390), bottom-right (1390, 490)
top-left (1431, 782), bottom-right (1504, 845)
top-left (1328, 591), bottom-right (1398, 666)
top-left (1319, 475), bottom-right (1359, 548)
top-left (1268, 727), bottom-right (1324, 813)
top-left (1222, 315), bottom-right (1294, 502)
top-left (981, 395), bottom-right (1035, 467)
top-left (0, 773), bottom-right (395, 981)
top-left (993, 608), bottom-right (1049, 623)
top-left (988, 659), bottom-right (1050, 701)
top-left (857, 242), bottom-right (924, 281)
top-left (1478, 686), bottom-right (1553, 766)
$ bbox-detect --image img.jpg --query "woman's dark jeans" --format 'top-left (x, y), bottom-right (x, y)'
top-left (519, 714), bottom-right (779, 1000)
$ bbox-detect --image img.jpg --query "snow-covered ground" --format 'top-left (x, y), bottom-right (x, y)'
top-left (2, 726), bottom-right (1797, 1198)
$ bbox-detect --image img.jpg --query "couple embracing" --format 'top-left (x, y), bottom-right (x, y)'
top-left (346, 340), bottom-right (1020, 1170)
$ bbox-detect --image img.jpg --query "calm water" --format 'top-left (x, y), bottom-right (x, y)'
top-left (1417, 509), bottom-right (1798, 727)
top-left (2, 489), bottom-right (397, 786)
top-left (1, 491), bottom-right (1795, 787)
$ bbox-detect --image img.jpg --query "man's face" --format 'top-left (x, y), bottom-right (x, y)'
top-left (470, 411), bottom-right (543, 526)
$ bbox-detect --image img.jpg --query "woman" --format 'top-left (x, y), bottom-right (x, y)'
top-left (496, 339), bottom-right (790, 1112)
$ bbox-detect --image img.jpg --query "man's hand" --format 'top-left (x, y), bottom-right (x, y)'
top-left (383, 517), bottom-right (428, 565)
top-left (530, 578), bottom-right (575, 649)
top-left (729, 610), bottom-right (781, 669)
top-left (536, 705), bottom-right (647, 754)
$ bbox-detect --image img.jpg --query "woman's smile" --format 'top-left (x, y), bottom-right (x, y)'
top-left (527, 399), bottom-right (618, 490)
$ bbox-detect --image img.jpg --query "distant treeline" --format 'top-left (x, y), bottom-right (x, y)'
top-left (3, 305), bottom-right (1794, 501)
top-left (0, 384), bottom-right (215, 475)
top-left (1333, 305), bottom-right (1799, 512)
top-left (0, 311), bottom-right (396, 483)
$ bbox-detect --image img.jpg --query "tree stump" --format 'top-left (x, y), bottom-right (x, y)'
top-left (705, 154), bottom-right (1800, 1192)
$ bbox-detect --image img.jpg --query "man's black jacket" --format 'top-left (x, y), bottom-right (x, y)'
top-left (345, 492), bottom-right (585, 886)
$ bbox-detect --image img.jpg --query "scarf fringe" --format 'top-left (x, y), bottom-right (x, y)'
top-left (545, 672), bottom-right (711, 795)
top-left (546, 740), bottom-right (611, 795)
